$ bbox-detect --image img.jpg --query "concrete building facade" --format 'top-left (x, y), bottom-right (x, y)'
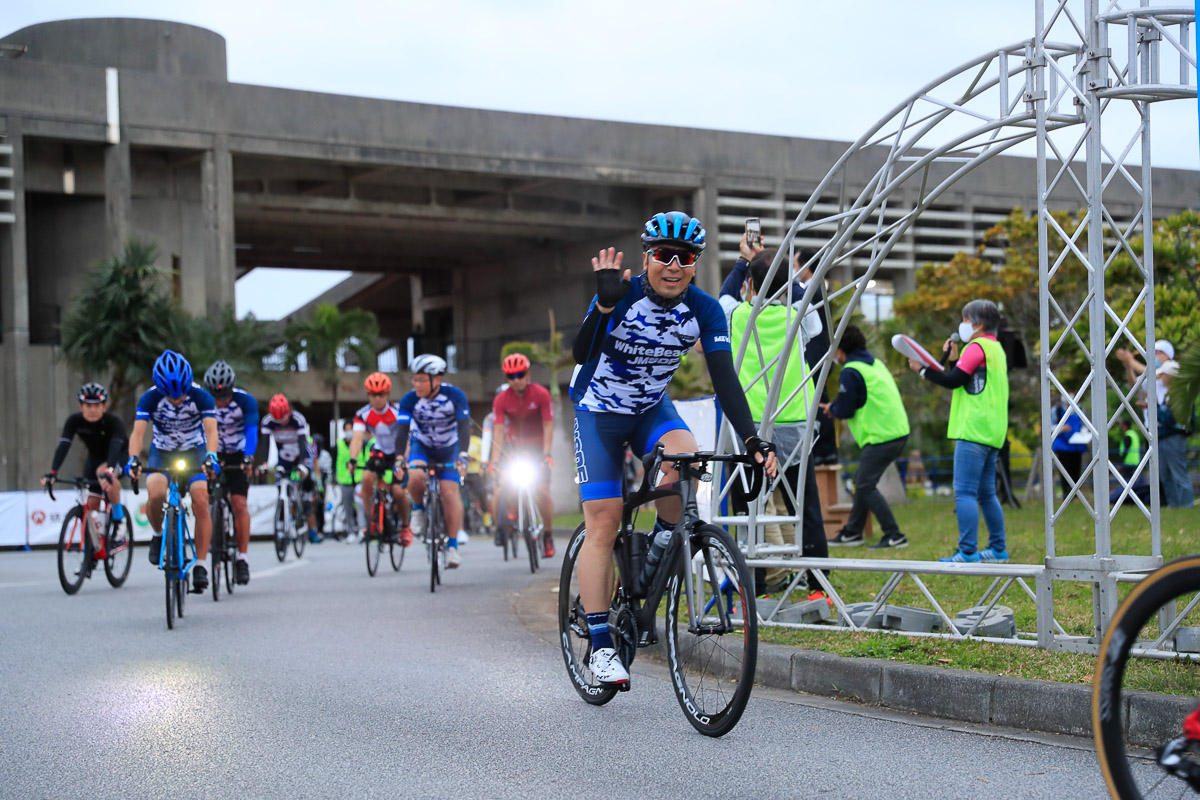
top-left (0, 18), bottom-right (1195, 490)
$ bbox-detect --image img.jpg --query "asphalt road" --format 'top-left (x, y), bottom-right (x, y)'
top-left (2, 536), bottom-right (1115, 799)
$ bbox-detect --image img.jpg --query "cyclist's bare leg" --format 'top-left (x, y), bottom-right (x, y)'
top-left (649, 428), bottom-right (697, 523)
top-left (390, 483), bottom-right (410, 523)
top-left (231, 494), bottom-right (250, 554)
top-left (441, 479), bottom-right (462, 538)
top-left (537, 482), bottom-right (554, 534)
top-left (95, 463), bottom-right (121, 510)
top-left (360, 470), bottom-right (377, 531)
top-left (190, 481), bottom-right (212, 559)
top-left (146, 473), bottom-right (168, 533)
top-left (407, 463), bottom-right (428, 506)
top-left (579, 497), bottom-right (622, 614)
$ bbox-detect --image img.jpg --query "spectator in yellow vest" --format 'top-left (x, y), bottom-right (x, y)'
top-left (820, 325), bottom-right (910, 549)
top-left (909, 299), bottom-right (1009, 563)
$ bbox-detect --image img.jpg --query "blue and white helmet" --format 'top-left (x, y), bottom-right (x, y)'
top-left (640, 211), bottom-right (706, 254)
top-left (152, 350), bottom-right (193, 398)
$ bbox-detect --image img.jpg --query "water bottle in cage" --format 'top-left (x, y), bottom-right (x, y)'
top-left (87, 510), bottom-right (106, 548)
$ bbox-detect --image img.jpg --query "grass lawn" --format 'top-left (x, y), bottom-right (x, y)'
top-left (554, 500), bottom-right (1200, 693)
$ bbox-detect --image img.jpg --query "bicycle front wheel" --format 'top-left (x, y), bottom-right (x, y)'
top-left (664, 523), bottom-right (758, 738)
top-left (428, 497), bottom-right (444, 593)
top-left (210, 498), bottom-right (224, 602)
top-left (104, 509), bottom-right (134, 588)
top-left (525, 523), bottom-right (539, 574)
top-left (390, 540), bottom-right (405, 571)
top-left (165, 509), bottom-right (177, 630)
top-left (1094, 555), bottom-right (1200, 799)
top-left (223, 501), bottom-right (236, 595)
top-left (558, 524), bottom-right (619, 706)
top-left (57, 506), bottom-right (89, 595)
top-left (274, 499), bottom-right (288, 562)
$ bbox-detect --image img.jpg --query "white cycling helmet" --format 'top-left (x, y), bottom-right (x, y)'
top-left (410, 354), bottom-right (447, 376)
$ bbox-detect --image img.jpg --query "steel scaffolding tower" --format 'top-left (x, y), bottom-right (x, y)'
top-left (717, 0), bottom-right (1195, 651)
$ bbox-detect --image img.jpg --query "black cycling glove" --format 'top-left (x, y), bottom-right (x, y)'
top-left (595, 268), bottom-right (630, 309)
top-left (744, 436), bottom-right (777, 460)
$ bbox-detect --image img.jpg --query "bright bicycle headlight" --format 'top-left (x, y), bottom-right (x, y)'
top-left (507, 458), bottom-right (538, 489)
top-left (175, 459), bottom-right (188, 471)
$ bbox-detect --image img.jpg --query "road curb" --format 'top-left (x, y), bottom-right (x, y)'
top-left (516, 570), bottom-right (1192, 746)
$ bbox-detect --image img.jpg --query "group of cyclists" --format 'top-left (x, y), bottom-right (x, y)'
top-left (45, 345), bottom-right (562, 591)
top-left (46, 209), bottom-right (776, 694)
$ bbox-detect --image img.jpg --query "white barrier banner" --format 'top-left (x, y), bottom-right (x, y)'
top-left (0, 492), bottom-right (26, 546)
top-left (672, 395), bottom-right (719, 510)
top-left (25, 491), bottom-right (83, 546)
top-left (674, 395), bottom-right (718, 451)
top-left (248, 485), bottom-right (280, 535)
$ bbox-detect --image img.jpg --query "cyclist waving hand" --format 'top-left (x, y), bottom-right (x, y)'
top-left (570, 211), bottom-right (778, 685)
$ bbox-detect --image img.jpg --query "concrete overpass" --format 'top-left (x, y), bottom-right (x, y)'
top-left (0, 17), bottom-right (1195, 490)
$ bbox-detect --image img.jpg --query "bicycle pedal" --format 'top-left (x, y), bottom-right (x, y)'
top-left (615, 680), bottom-right (632, 693)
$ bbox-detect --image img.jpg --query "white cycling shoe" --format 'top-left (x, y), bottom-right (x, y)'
top-left (446, 546), bottom-right (461, 569)
top-left (588, 647), bottom-right (629, 685)
top-left (410, 509), bottom-right (425, 536)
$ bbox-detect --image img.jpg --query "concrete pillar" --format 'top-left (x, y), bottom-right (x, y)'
top-left (0, 117), bottom-right (30, 490)
top-left (202, 135), bottom-right (235, 315)
top-left (104, 138), bottom-right (131, 257)
top-left (694, 177), bottom-right (720, 296)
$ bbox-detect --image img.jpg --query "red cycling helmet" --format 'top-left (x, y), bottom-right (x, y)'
top-left (364, 372), bottom-right (392, 394)
top-left (268, 394), bottom-right (291, 422)
top-left (502, 353), bottom-right (530, 374)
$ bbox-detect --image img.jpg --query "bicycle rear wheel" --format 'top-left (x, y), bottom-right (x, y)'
top-left (104, 509), bottom-right (134, 588)
top-left (558, 524), bottom-right (619, 706)
top-left (57, 506), bottom-right (88, 595)
top-left (1094, 555), bottom-right (1200, 799)
top-left (293, 506), bottom-right (307, 558)
top-left (664, 523), bottom-right (758, 738)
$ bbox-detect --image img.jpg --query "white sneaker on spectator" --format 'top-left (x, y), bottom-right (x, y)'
top-left (588, 647), bottom-right (629, 685)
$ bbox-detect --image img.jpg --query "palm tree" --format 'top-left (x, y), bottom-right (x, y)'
top-left (60, 238), bottom-right (187, 413)
top-left (285, 303), bottom-right (379, 424)
top-left (182, 305), bottom-right (285, 391)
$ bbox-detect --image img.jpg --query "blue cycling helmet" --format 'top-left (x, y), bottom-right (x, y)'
top-left (152, 350), bottom-right (193, 398)
top-left (640, 211), bottom-right (706, 254)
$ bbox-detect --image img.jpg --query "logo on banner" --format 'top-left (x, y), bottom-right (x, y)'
top-left (31, 510), bottom-right (46, 525)
top-left (136, 503), bottom-right (149, 525)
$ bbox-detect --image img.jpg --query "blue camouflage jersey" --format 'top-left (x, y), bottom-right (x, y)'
top-left (571, 276), bottom-right (731, 414)
top-left (214, 388), bottom-right (260, 457)
top-left (397, 384), bottom-right (471, 450)
top-left (135, 384), bottom-right (217, 450)
top-left (261, 410), bottom-right (310, 465)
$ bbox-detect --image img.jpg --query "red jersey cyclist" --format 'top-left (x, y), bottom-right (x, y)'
top-left (489, 353), bottom-right (556, 558)
top-left (348, 372), bottom-right (413, 546)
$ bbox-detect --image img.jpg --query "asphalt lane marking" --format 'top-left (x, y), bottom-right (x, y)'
top-left (252, 560), bottom-right (312, 580)
top-left (0, 580), bottom-right (43, 590)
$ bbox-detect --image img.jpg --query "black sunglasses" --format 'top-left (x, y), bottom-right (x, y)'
top-left (505, 371), bottom-right (528, 380)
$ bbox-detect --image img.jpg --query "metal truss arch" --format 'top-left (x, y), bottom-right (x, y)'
top-left (713, 0), bottom-right (1196, 653)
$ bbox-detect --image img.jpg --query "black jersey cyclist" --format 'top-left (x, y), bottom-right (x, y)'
top-left (570, 210), bottom-right (778, 685)
top-left (42, 382), bottom-right (128, 527)
top-left (204, 360), bottom-right (258, 584)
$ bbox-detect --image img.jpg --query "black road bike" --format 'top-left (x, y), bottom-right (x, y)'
top-left (364, 458), bottom-right (406, 577)
top-left (422, 463), bottom-right (457, 593)
top-left (1093, 555), bottom-right (1200, 799)
top-left (559, 445), bottom-right (764, 737)
top-left (208, 469), bottom-right (238, 600)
